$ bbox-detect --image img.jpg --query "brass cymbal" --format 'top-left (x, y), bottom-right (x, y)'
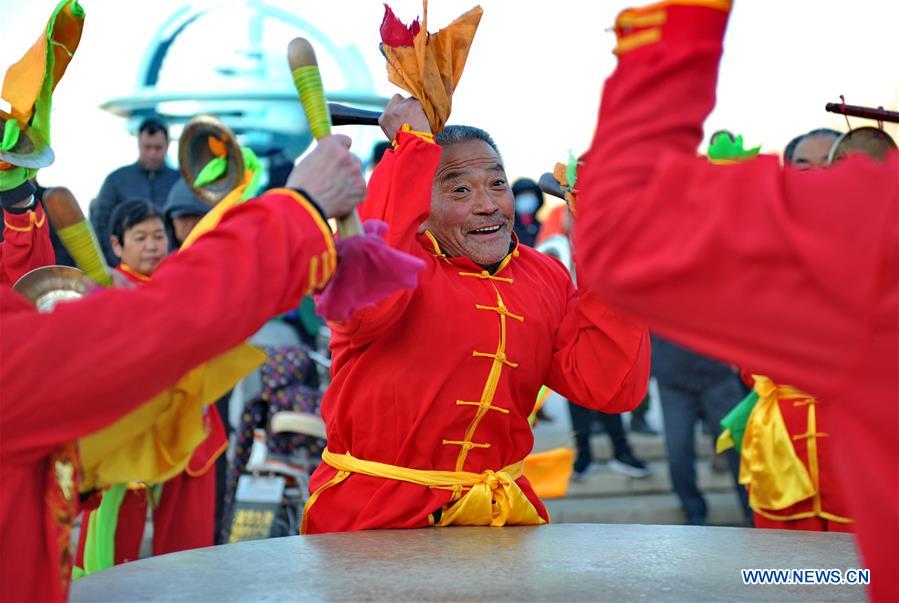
top-left (178, 115), bottom-right (245, 207)
top-left (828, 127), bottom-right (897, 164)
top-left (0, 110), bottom-right (55, 169)
top-left (12, 265), bottom-right (86, 312)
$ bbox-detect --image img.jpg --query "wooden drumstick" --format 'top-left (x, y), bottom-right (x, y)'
top-left (288, 38), bottom-right (363, 238)
top-left (43, 187), bottom-right (112, 286)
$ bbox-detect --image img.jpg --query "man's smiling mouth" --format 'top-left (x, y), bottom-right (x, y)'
top-left (469, 225), bottom-right (503, 235)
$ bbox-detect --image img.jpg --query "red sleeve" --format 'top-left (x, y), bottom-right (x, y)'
top-left (0, 190), bottom-right (335, 464)
top-left (545, 273), bottom-right (650, 413)
top-left (0, 204), bottom-right (55, 287)
top-left (333, 131), bottom-right (442, 344)
top-left (574, 1), bottom-right (898, 397)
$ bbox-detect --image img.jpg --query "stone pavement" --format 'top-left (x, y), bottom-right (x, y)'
top-left (532, 391), bottom-right (747, 527)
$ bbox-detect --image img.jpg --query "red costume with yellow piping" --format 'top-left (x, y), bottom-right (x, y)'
top-left (0, 203), bottom-right (55, 286)
top-left (1, 189), bottom-right (335, 603)
top-left (738, 376), bottom-right (852, 532)
top-left (72, 262), bottom-right (231, 567)
top-left (575, 1), bottom-right (897, 599)
top-left (302, 130), bottom-right (650, 533)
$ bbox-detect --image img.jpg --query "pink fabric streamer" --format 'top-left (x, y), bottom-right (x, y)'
top-left (315, 220), bottom-right (426, 321)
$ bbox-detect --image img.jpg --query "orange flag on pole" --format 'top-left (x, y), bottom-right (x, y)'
top-left (380, 1), bottom-right (483, 133)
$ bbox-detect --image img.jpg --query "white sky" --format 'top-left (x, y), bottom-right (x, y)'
top-left (1, 0), bottom-right (897, 211)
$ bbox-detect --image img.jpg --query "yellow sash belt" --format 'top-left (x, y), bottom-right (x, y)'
top-left (739, 376), bottom-right (815, 511)
top-left (302, 448), bottom-right (546, 533)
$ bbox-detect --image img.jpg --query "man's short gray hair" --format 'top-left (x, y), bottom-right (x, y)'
top-left (435, 125), bottom-right (502, 160)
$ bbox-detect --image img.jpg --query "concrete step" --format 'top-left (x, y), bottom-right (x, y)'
top-left (543, 490), bottom-right (750, 527)
top-left (530, 393), bottom-right (720, 462)
top-left (564, 459), bottom-right (737, 499)
top-left (532, 427), bottom-right (718, 461)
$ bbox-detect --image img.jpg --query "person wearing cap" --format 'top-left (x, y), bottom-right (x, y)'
top-left (91, 118), bottom-right (180, 264)
top-left (573, 1), bottom-right (897, 599)
top-left (163, 177), bottom-right (212, 247)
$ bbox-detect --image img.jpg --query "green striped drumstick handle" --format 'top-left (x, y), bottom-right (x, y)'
top-left (43, 187), bottom-right (112, 286)
top-left (288, 37), bottom-right (362, 238)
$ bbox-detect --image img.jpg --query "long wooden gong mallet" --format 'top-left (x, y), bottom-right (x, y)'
top-left (43, 187), bottom-right (113, 287)
top-left (288, 38), bottom-right (363, 239)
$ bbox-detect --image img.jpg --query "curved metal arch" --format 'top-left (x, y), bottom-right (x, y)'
top-left (135, 0), bottom-right (375, 94)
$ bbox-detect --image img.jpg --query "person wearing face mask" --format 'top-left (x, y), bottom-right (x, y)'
top-left (301, 95), bottom-right (650, 534)
top-left (511, 178), bottom-right (544, 248)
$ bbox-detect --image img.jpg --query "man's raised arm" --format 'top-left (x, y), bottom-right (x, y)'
top-left (574, 1), bottom-right (895, 393)
top-left (334, 96), bottom-right (441, 343)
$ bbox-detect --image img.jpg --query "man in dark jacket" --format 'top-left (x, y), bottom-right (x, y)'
top-left (91, 117), bottom-right (179, 263)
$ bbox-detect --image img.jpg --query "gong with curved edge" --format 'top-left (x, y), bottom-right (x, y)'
top-left (69, 524), bottom-right (866, 602)
top-left (828, 126), bottom-right (897, 164)
top-left (12, 265), bottom-right (86, 312)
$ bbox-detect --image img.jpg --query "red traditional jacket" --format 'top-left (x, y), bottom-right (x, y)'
top-left (115, 263), bottom-right (229, 479)
top-left (575, 2), bottom-right (897, 600)
top-left (741, 377), bottom-right (852, 526)
top-left (0, 190), bottom-right (335, 603)
top-left (303, 130), bottom-right (650, 534)
top-left (0, 203), bottom-right (55, 286)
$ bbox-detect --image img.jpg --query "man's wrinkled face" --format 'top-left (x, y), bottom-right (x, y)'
top-left (111, 216), bottom-right (168, 275)
top-left (425, 139), bottom-right (514, 267)
top-left (791, 133), bottom-right (839, 170)
top-left (138, 131), bottom-right (168, 171)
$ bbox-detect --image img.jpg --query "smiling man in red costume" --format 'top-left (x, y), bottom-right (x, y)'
top-left (573, 1), bottom-right (898, 600)
top-left (302, 97), bottom-right (650, 533)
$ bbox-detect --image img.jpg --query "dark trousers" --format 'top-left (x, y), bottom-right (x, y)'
top-left (214, 394), bottom-right (233, 544)
top-left (568, 401), bottom-right (631, 472)
top-left (658, 377), bottom-right (751, 524)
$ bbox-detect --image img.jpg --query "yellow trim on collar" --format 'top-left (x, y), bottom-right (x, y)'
top-left (118, 263), bottom-right (152, 282)
top-left (422, 229), bottom-right (448, 261)
top-left (3, 210), bottom-right (44, 232)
